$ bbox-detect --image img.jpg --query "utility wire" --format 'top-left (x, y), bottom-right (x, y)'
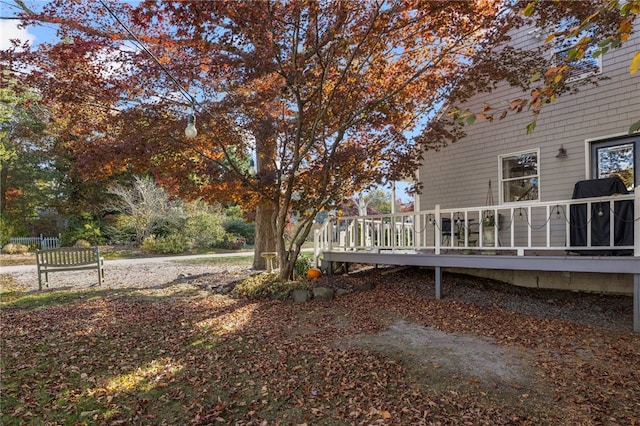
top-left (98, 0), bottom-right (196, 107)
top-left (96, 1), bottom-right (262, 188)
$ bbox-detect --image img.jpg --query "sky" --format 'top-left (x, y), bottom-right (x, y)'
top-left (0, 0), bottom-right (56, 49)
top-left (0, 12), bottom-right (35, 49)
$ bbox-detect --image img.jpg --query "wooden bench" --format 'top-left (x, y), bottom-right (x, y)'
top-left (36, 247), bottom-right (104, 290)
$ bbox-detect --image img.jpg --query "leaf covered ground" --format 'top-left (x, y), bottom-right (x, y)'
top-left (1, 267), bottom-right (639, 425)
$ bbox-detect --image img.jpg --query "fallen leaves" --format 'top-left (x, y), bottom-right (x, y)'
top-left (1, 268), bottom-right (639, 425)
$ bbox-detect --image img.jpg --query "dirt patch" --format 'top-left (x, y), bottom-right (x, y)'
top-left (347, 319), bottom-right (538, 387)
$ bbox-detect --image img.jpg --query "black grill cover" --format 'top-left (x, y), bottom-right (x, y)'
top-left (569, 177), bottom-right (634, 255)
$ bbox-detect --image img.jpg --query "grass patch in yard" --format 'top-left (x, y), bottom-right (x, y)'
top-left (0, 253), bottom-right (36, 267)
top-left (0, 286), bottom-right (109, 311)
top-left (0, 275), bottom-right (28, 305)
top-left (175, 255), bottom-right (253, 266)
top-left (101, 246), bottom-right (254, 260)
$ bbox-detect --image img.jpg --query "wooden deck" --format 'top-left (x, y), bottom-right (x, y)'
top-left (314, 191), bottom-right (640, 332)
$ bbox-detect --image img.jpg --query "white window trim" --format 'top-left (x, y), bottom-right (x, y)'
top-left (552, 45), bottom-right (602, 83)
top-left (584, 132), bottom-right (630, 180)
top-left (584, 133), bottom-right (638, 191)
top-left (498, 148), bottom-right (541, 205)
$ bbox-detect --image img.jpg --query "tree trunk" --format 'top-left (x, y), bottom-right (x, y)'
top-left (252, 200), bottom-right (277, 270)
top-left (278, 243), bottom-right (297, 282)
top-left (251, 116), bottom-right (279, 271)
top-left (279, 252), bottom-right (294, 281)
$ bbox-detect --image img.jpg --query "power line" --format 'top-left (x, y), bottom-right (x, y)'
top-left (97, 0), bottom-right (196, 107)
top-left (96, 1), bottom-right (252, 179)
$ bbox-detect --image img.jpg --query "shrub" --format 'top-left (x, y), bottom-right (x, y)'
top-left (224, 204), bottom-right (244, 219)
top-left (74, 239), bottom-right (91, 248)
top-left (217, 234), bottom-right (246, 250)
top-left (106, 196), bottom-right (229, 252)
top-left (294, 254), bottom-right (313, 278)
top-left (1, 243), bottom-right (29, 255)
top-left (224, 218), bottom-right (255, 245)
top-left (140, 234), bottom-right (190, 254)
top-left (234, 273), bottom-right (314, 300)
top-left (102, 213), bottom-right (136, 244)
top-left (105, 176), bottom-right (182, 244)
top-left (183, 203), bottom-right (226, 248)
top-left (0, 215), bottom-right (26, 247)
top-left (61, 212), bottom-right (104, 246)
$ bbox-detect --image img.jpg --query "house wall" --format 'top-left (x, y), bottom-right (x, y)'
top-left (417, 27), bottom-right (639, 295)
top-left (446, 268), bottom-right (633, 296)
top-left (418, 30), bottom-right (640, 210)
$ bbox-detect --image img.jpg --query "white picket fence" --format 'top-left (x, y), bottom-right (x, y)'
top-left (9, 235), bottom-right (61, 250)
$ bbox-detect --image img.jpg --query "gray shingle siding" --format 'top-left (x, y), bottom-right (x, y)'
top-left (418, 30), bottom-right (640, 210)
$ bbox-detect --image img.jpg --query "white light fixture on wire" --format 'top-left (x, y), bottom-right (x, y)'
top-left (185, 112), bottom-right (197, 138)
top-left (99, 0), bottom-right (201, 140)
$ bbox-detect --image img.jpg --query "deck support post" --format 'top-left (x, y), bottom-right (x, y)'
top-left (635, 186), bottom-right (639, 258)
top-left (634, 186), bottom-right (639, 332)
top-left (435, 266), bottom-right (441, 300)
top-left (634, 274), bottom-right (639, 333)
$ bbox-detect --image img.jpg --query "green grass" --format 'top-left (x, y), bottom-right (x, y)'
top-left (0, 254), bottom-right (36, 267)
top-left (175, 255), bottom-right (253, 266)
top-left (0, 275), bottom-right (110, 310)
top-left (100, 246), bottom-right (255, 260)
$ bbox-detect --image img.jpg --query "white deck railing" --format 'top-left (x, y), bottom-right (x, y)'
top-left (314, 192), bottom-right (639, 265)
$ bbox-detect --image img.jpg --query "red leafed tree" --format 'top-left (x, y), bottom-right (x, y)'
top-left (5, 0), bottom-right (554, 279)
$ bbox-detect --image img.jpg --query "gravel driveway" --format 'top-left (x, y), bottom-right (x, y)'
top-left (1, 254), bottom-right (254, 291)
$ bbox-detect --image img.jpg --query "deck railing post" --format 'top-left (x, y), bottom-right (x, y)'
top-left (435, 204), bottom-right (441, 255)
top-left (328, 217), bottom-right (334, 252)
top-left (635, 186), bottom-right (639, 333)
top-left (313, 229), bottom-right (320, 268)
top-left (634, 274), bottom-right (639, 332)
top-left (414, 212), bottom-right (420, 250)
top-left (391, 214), bottom-right (397, 250)
top-left (565, 202), bottom-right (571, 252)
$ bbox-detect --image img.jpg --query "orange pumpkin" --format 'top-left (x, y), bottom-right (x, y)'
top-left (306, 268), bottom-right (322, 279)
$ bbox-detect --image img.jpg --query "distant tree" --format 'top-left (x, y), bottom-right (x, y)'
top-left (353, 190), bottom-right (391, 216)
top-left (105, 176), bottom-right (182, 244)
top-left (0, 75), bottom-right (62, 238)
